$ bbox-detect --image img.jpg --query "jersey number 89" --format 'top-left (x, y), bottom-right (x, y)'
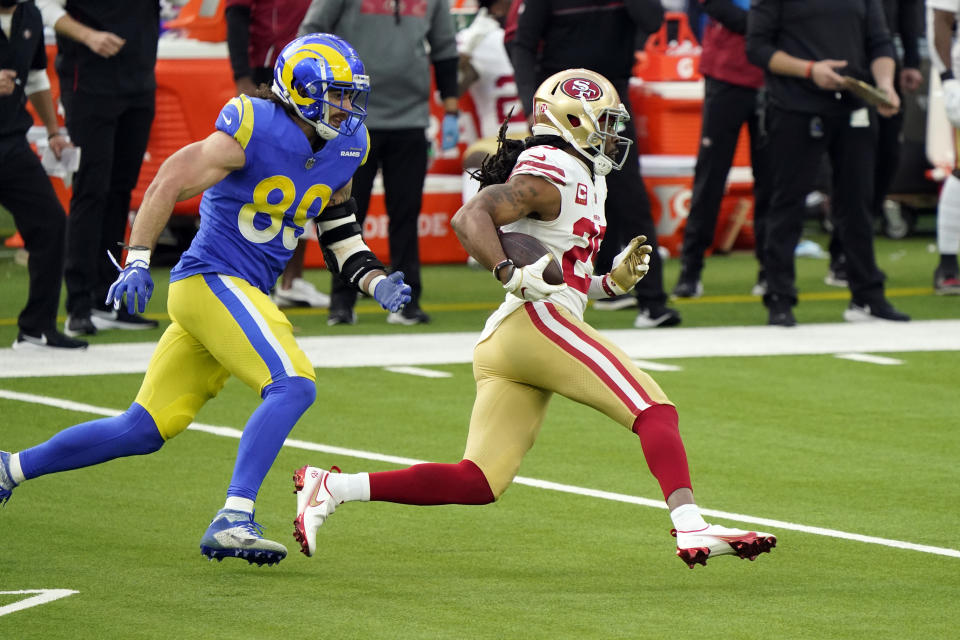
top-left (237, 175), bottom-right (333, 250)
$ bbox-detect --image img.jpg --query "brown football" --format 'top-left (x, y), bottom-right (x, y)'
top-left (499, 231), bottom-right (564, 285)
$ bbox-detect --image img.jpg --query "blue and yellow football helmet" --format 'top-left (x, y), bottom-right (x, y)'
top-left (272, 33), bottom-right (370, 140)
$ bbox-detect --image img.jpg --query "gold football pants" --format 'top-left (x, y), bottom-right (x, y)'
top-left (464, 301), bottom-right (672, 497)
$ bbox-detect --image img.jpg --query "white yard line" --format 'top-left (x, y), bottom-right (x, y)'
top-left (632, 359), bottom-right (683, 372)
top-left (383, 366), bottom-right (453, 378)
top-left (834, 353), bottom-right (905, 365)
top-left (2, 388), bottom-right (957, 560)
top-left (0, 590), bottom-right (79, 617)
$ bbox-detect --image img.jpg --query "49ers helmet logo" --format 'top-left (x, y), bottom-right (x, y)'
top-left (560, 78), bottom-right (603, 101)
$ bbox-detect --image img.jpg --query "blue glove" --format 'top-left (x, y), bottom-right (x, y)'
top-left (374, 271), bottom-right (412, 312)
top-left (106, 259), bottom-right (154, 315)
top-left (441, 112), bottom-right (459, 150)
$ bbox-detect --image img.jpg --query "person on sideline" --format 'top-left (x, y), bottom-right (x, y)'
top-left (1, 0), bottom-right (86, 350)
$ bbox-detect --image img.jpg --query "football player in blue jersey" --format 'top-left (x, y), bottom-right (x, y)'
top-left (0, 34), bottom-right (410, 566)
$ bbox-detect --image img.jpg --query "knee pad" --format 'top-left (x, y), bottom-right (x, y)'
top-left (125, 403), bottom-right (165, 454)
top-left (263, 376), bottom-right (317, 411)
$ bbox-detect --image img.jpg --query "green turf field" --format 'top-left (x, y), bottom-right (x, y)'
top-left (1, 229), bottom-right (958, 638)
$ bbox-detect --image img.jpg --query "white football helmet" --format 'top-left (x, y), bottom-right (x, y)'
top-left (531, 69), bottom-right (632, 176)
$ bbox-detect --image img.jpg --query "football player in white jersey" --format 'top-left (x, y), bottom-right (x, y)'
top-left (457, 0), bottom-right (529, 206)
top-left (291, 69), bottom-right (777, 569)
top-left (929, 0), bottom-right (960, 294)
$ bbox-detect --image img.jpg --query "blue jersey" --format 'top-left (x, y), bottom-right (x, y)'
top-left (170, 95), bottom-right (369, 292)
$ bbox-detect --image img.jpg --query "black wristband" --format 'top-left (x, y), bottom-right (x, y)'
top-left (943, 70), bottom-right (955, 82)
top-left (493, 258), bottom-right (514, 280)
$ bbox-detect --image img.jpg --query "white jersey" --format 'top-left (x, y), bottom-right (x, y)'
top-left (479, 146), bottom-right (608, 343)
top-left (457, 10), bottom-right (527, 139)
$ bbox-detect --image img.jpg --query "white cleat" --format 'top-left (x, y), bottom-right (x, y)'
top-left (673, 524), bottom-right (777, 568)
top-left (292, 465), bottom-right (341, 557)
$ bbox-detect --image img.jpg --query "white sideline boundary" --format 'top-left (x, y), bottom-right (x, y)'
top-left (1, 319), bottom-right (959, 378)
top-left (1, 389), bottom-right (957, 560)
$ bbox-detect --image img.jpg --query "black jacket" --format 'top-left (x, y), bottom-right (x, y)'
top-left (511, 0), bottom-right (664, 116)
top-left (0, 1), bottom-right (46, 140)
top-left (55, 0), bottom-right (159, 95)
top-left (746, 0), bottom-right (895, 115)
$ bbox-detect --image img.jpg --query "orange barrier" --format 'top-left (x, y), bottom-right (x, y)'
top-left (302, 175), bottom-right (468, 268)
top-left (630, 80), bottom-right (752, 167)
top-left (643, 157), bottom-right (756, 257)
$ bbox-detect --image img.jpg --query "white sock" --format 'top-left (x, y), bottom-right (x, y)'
top-left (670, 503), bottom-right (708, 532)
top-left (223, 496), bottom-right (255, 514)
top-left (9, 452), bottom-right (25, 485)
top-left (937, 174), bottom-right (960, 255)
top-left (328, 472), bottom-right (370, 503)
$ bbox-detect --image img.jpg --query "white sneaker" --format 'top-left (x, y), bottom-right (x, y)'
top-left (673, 524), bottom-right (777, 568)
top-left (273, 278), bottom-right (331, 308)
top-left (292, 465), bottom-right (341, 557)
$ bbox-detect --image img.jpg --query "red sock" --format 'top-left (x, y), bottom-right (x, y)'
top-left (368, 459), bottom-right (495, 505)
top-left (632, 404), bottom-right (692, 499)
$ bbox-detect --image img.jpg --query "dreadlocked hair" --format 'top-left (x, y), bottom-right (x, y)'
top-left (472, 114), bottom-right (570, 191)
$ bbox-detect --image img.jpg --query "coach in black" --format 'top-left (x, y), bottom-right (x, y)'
top-left (511, 0), bottom-right (682, 329)
top-left (0, 0), bottom-right (85, 349)
top-left (38, 0), bottom-right (159, 336)
top-left (746, 0), bottom-right (910, 326)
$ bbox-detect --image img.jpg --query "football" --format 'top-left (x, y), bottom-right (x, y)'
top-left (499, 231), bottom-right (564, 285)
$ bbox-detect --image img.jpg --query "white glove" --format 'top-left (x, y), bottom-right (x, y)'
top-left (944, 79), bottom-right (960, 129)
top-left (503, 254), bottom-right (567, 301)
top-left (606, 235), bottom-right (652, 295)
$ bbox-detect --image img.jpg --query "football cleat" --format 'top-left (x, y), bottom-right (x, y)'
top-left (672, 524), bottom-right (777, 568)
top-left (199, 508), bottom-right (287, 566)
top-left (0, 451), bottom-right (18, 506)
top-left (292, 465), bottom-right (342, 557)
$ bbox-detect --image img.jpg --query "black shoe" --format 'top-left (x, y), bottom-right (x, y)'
top-left (65, 313), bottom-right (97, 337)
top-left (386, 306), bottom-right (431, 325)
top-left (91, 307), bottom-right (159, 330)
top-left (671, 278), bottom-right (703, 298)
top-left (934, 267), bottom-right (960, 295)
top-left (13, 329), bottom-right (88, 350)
top-left (327, 307), bottom-right (357, 326)
top-left (634, 304), bottom-right (681, 328)
top-left (767, 308), bottom-right (796, 327)
top-left (592, 294), bottom-right (637, 311)
top-left (843, 300), bottom-right (910, 322)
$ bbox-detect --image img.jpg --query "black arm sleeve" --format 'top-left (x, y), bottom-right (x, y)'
top-left (317, 198), bottom-right (386, 290)
top-left (512, 0), bottom-right (551, 117)
top-left (701, 0), bottom-right (748, 35)
top-left (625, 0), bottom-right (665, 36)
top-left (745, 0), bottom-right (780, 71)
top-left (225, 5), bottom-right (252, 81)
top-left (865, 0), bottom-right (896, 63)
top-left (433, 56), bottom-right (460, 101)
top-left (897, 0), bottom-right (921, 69)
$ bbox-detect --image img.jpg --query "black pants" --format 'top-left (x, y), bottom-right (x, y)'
top-left (764, 105), bottom-right (885, 308)
top-left (0, 137), bottom-right (68, 335)
top-left (593, 78), bottom-right (666, 307)
top-left (828, 107), bottom-right (904, 267)
top-left (681, 77), bottom-right (771, 277)
top-left (60, 87), bottom-right (154, 316)
top-left (330, 128), bottom-right (428, 311)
